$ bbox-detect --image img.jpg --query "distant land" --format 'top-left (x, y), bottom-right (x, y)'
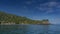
top-left (0, 11), bottom-right (50, 25)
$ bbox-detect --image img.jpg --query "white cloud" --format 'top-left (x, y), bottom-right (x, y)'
top-left (38, 2), bottom-right (60, 13)
top-left (25, 1), bottom-right (32, 5)
top-left (46, 9), bottom-right (54, 13)
top-left (54, 18), bottom-right (60, 24)
top-left (25, 0), bottom-right (36, 5)
top-left (23, 6), bottom-right (27, 9)
top-left (48, 2), bottom-right (58, 7)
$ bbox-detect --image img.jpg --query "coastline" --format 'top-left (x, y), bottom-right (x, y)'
top-left (0, 24), bottom-right (51, 25)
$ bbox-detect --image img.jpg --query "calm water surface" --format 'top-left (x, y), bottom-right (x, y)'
top-left (0, 24), bottom-right (60, 34)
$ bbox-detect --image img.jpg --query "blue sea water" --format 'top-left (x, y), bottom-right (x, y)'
top-left (0, 24), bottom-right (60, 34)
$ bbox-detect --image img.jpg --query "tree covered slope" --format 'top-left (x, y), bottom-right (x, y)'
top-left (0, 11), bottom-right (50, 24)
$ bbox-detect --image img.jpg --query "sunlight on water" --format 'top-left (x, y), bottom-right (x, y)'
top-left (0, 25), bottom-right (60, 34)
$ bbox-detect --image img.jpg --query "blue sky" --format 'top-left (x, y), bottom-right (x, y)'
top-left (0, 0), bottom-right (60, 24)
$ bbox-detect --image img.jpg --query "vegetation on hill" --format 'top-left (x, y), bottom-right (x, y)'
top-left (0, 11), bottom-right (50, 24)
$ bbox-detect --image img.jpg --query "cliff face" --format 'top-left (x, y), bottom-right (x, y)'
top-left (0, 11), bottom-right (50, 24)
top-left (35, 19), bottom-right (50, 25)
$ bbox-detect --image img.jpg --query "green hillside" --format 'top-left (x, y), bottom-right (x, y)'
top-left (0, 11), bottom-right (50, 24)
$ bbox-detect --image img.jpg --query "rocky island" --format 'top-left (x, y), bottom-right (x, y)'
top-left (0, 11), bottom-right (50, 25)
